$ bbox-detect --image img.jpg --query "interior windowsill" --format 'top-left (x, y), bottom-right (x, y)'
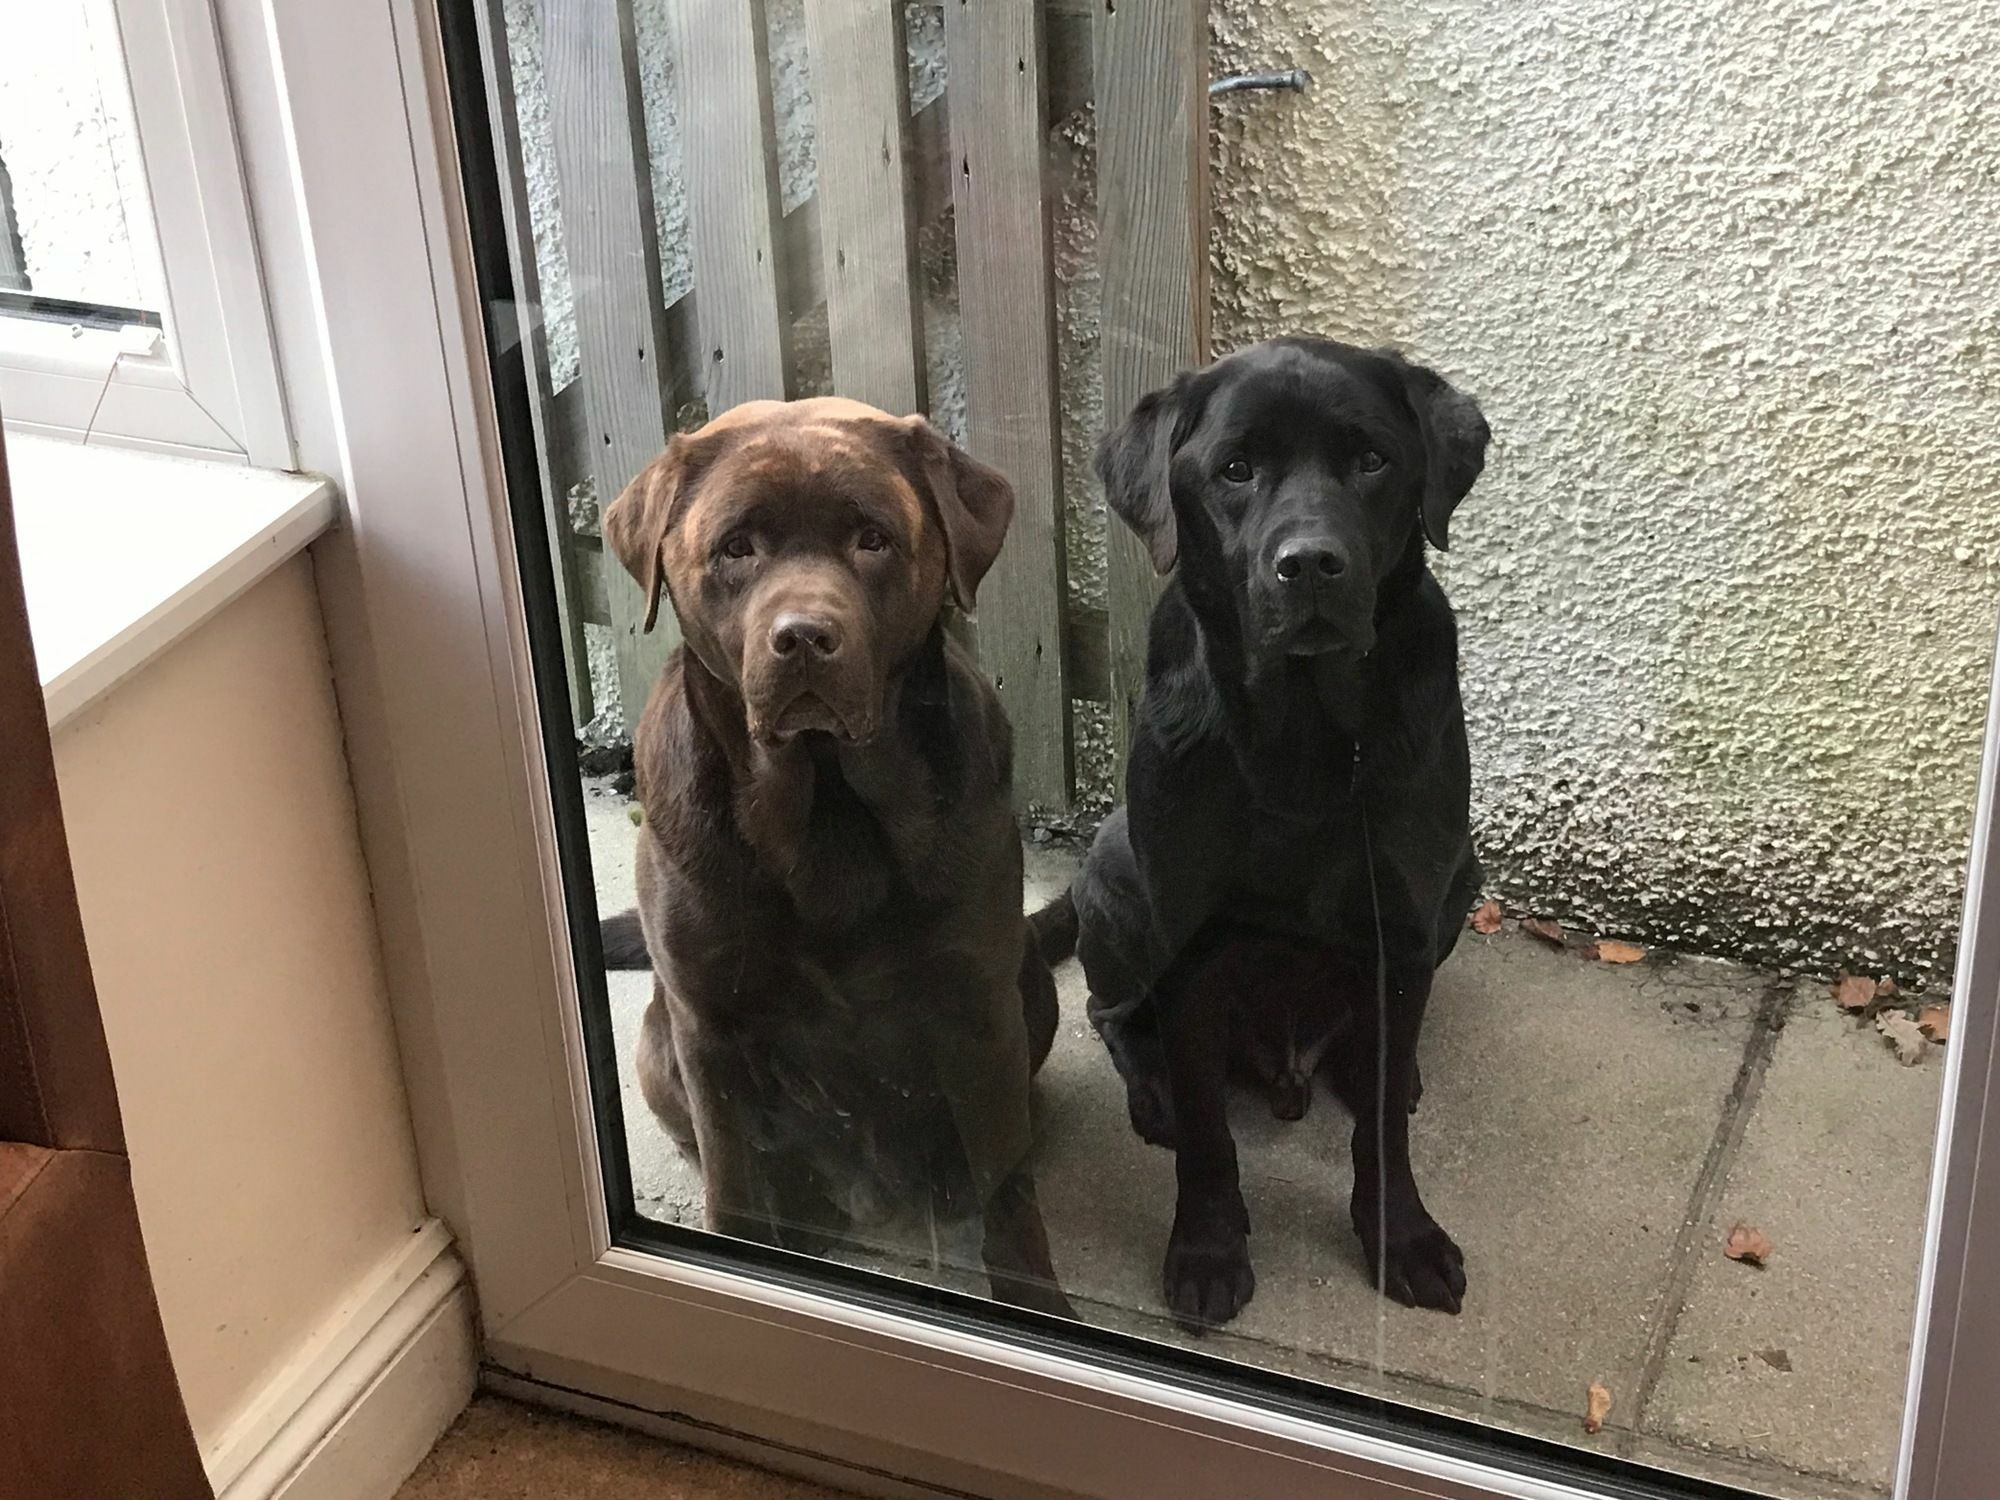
top-left (7, 430), bottom-right (339, 730)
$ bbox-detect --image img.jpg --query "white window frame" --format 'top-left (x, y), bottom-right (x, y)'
top-left (246, 0), bottom-right (2000, 1496)
top-left (0, 0), bottom-right (290, 467)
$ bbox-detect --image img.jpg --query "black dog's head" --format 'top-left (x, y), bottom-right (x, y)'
top-left (1097, 338), bottom-right (1488, 665)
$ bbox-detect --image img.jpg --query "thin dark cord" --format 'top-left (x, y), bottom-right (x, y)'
top-left (80, 350), bottom-right (126, 445)
top-left (80, 346), bottom-right (247, 456)
top-left (178, 375), bottom-right (249, 456)
top-left (1359, 743), bottom-right (1389, 1372)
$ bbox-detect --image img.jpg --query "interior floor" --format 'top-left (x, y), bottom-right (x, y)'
top-left (396, 1394), bottom-right (849, 1500)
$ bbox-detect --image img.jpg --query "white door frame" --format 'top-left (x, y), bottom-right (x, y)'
top-left (240, 1), bottom-right (2000, 1495)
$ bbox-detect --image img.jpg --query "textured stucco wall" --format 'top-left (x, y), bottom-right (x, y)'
top-left (1210, 0), bottom-right (2000, 989)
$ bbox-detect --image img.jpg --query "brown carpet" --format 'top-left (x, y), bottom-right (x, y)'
top-left (396, 1394), bottom-right (853, 1500)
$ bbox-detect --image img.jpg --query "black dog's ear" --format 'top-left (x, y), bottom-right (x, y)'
top-left (1386, 354), bottom-right (1490, 552)
top-left (1095, 378), bottom-right (1189, 575)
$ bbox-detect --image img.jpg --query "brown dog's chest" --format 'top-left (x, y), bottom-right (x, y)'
top-left (710, 933), bottom-right (1012, 1231)
top-left (639, 641), bottom-right (1028, 1229)
top-left (765, 790), bottom-right (920, 933)
top-left (734, 737), bottom-right (989, 935)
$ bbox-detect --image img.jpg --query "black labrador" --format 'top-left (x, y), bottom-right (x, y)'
top-left (1039, 337), bottom-right (1489, 1328)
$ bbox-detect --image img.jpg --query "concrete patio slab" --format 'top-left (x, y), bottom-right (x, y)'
top-left (579, 784), bottom-right (1941, 1497)
top-left (1643, 1000), bottom-right (1943, 1493)
top-left (1024, 873), bottom-right (1764, 1437)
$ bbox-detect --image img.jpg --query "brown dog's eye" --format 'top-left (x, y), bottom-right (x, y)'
top-left (1221, 458), bottom-right (1253, 483)
top-left (720, 532), bottom-right (754, 560)
top-left (1357, 450), bottom-right (1387, 474)
top-left (856, 526), bottom-right (891, 553)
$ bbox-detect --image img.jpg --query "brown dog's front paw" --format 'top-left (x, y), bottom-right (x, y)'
top-left (1355, 1209), bottom-right (1465, 1314)
top-left (990, 1270), bottom-right (1078, 1321)
top-left (1163, 1206), bottom-right (1255, 1331)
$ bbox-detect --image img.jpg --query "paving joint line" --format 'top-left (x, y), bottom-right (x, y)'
top-left (1619, 974), bottom-right (1796, 1455)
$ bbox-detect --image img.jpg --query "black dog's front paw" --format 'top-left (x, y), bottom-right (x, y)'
top-left (1354, 1206), bottom-right (1465, 1314)
top-left (1163, 1200), bottom-right (1255, 1331)
top-left (1125, 1072), bottom-right (1178, 1148)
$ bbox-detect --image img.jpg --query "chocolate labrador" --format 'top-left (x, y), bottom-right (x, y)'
top-left (1038, 338), bottom-right (1488, 1328)
top-left (597, 397), bottom-right (1071, 1318)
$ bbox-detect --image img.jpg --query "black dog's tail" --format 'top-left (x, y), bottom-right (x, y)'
top-left (1029, 890), bottom-right (1079, 967)
top-left (599, 908), bottom-right (651, 969)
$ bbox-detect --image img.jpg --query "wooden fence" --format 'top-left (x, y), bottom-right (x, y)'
top-left (476, 0), bottom-right (1209, 812)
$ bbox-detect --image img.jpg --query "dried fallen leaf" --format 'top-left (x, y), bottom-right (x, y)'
top-left (1596, 940), bottom-right (1646, 965)
top-left (1522, 916), bottom-right (1566, 948)
top-left (1724, 1223), bottom-right (1774, 1266)
top-left (1755, 1348), bottom-right (1793, 1372)
top-left (1833, 972), bottom-right (1879, 1013)
top-left (1878, 977), bottom-right (1901, 1000)
top-left (1918, 1004), bottom-right (1951, 1043)
top-left (1471, 899), bottom-right (1503, 935)
top-left (1584, 1382), bottom-right (1613, 1435)
top-left (1877, 1011), bottom-right (1930, 1066)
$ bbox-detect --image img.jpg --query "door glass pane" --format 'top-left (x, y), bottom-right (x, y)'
top-left (450, 2), bottom-right (1997, 1495)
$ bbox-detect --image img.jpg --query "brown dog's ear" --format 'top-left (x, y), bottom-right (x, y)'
top-left (907, 420), bottom-right (1015, 612)
top-left (1383, 352), bottom-right (1490, 553)
top-left (601, 433), bottom-right (706, 632)
top-left (1094, 375), bottom-right (1193, 575)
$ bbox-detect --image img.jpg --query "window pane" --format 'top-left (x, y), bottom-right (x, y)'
top-left (0, 0), bottom-right (164, 315)
top-left (454, 1), bottom-right (1998, 1496)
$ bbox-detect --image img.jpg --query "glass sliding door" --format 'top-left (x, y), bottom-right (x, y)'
top-left (347, 0), bottom-right (2000, 1495)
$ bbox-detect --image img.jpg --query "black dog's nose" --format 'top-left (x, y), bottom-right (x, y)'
top-left (770, 613), bottom-right (842, 658)
top-left (1274, 539), bottom-right (1348, 582)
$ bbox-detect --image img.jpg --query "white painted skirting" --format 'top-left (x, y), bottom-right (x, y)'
top-left (203, 1218), bottom-right (476, 1500)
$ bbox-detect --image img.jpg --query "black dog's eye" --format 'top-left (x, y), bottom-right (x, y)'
top-left (856, 525), bottom-right (891, 553)
top-left (720, 532), bottom-right (755, 560)
top-left (1221, 458), bottom-right (1254, 483)
top-left (1357, 450), bottom-right (1387, 474)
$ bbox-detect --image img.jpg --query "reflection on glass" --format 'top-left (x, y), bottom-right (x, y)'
top-left (476, 3), bottom-right (1995, 1497)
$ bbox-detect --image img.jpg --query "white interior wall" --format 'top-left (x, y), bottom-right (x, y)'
top-left (52, 557), bottom-right (430, 1447)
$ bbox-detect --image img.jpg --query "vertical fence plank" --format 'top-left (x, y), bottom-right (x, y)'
top-left (476, 0), bottom-right (594, 727)
top-left (669, 0), bottom-right (792, 411)
top-left (1097, 0), bottom-right (1209, 785)
top-left (802, 0), bottom-right (925, 415)
top-left (538, 0), bottom-right (681, 732)
top-left (944, 0), bottom-right (1072, 811)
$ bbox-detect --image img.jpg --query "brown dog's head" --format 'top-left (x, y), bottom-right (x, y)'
top-left (602, 397), bottom-right (1014, 746)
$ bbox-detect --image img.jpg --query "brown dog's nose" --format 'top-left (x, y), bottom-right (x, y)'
top-left (769, 612), bottom-right (842, 659)
top-left (1274, 538), bottom-right (1348, 582)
